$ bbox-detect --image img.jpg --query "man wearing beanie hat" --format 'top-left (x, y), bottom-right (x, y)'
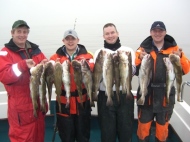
top-left (0, 20), bottom-right (48, 141)
top-left (135, 21), bottom-right (190, 142)
top-left (49, 29), bottom-right (94, 142)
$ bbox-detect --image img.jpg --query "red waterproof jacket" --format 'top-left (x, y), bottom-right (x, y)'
top-left (135, 35), bottom-right (190, 112)
top-left (50, 44), bottom-right (94, 117)
top-left (0, 39), bottom-right (47, 142)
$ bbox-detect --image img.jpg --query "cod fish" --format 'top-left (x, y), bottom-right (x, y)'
top-left (92, 49), bottom-right (105, 101)
top-left (81, 59), bottom-right (95, 107)
top-left (163, 57), bottom-right (175, 104)
top-left (169, 53), bottom-right (183, 102)
top-left (118, 50), bottom-right (128, 95)
top-left (137, 54), bottom-right (152, 105)
top-left (62, 60), bottom-right (70, 108)
top-left (71, 60), bottom-right (83, 104)
top-left (113, 53), bottom-right (120, 102)
top-left (126, 51), bottom-right (133, 99)
top-left (44, 62), bottom-right (54, 110)
top-left (103, 52), bottom-right (114, 106)
top-left (39, 64), bottom-right (47, 114)
top-left (54, 62), bottom-right (63, 113)
top-left (118, 50), bottom-right (133, 99)
top-left (30, 64), bottom-right (44, 117)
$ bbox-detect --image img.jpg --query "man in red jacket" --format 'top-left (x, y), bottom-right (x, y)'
top-left (0, 20), bottom-right (48, 142)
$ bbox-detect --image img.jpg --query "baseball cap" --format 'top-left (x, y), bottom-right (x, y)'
top-left (12, 20), bottom-right (30, 29)
top-left (150, 21), bottom-right (166, 31)
top-left (63, 29), bottom-right (78, 39)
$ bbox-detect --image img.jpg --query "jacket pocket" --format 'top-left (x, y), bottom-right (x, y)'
top-left (17, 103), bottom-right (37, 126)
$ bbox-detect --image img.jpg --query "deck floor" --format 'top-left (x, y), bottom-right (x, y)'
top-left (0, 115), bottom-right (182, 142)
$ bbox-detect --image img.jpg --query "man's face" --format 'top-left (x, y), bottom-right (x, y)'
top-left (11, 26), bottom-right (29, 47)
top-left (150, 28), bottom-right (166, 43)
top-left (63, 36), bottom-right (79, 52)
top-left (103, 26), bottom-right (119, 44)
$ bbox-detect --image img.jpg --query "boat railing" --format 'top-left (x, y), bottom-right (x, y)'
top-left (181, 81), bottom-right (190, 101)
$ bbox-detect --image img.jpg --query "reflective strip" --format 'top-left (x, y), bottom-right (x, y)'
top-left (0, 51), bottom-right (8, 56)
top-left (12, 64), bottom-right (21, 77)
top-left (89, 58), bottom-right (94, 63)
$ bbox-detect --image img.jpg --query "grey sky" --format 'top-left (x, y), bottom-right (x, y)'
top-left (1, 0), bottom-right (190, 26)
top-left (0, 0), bottom-right (190, 53)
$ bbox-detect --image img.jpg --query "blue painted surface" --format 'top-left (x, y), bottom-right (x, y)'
top-left (0, 115), bottom-right (181, 142)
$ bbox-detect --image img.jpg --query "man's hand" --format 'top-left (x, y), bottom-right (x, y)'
top-left (55, 58), bottom-right (60, 62)
top-left (26, 59), bottom-right (36, 68)
top-left (172, 48), bottom-right (182, 57)
top-left (40, 59), bottom-right (48, 65)
top-left (139, 48), bottom-right (147, 60)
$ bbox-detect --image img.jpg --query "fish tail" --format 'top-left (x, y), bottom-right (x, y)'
top-left (122, 89), bottom-right (126, 94)
top-left (92, 92), bottom-right (98, 101)
top-left (126, 93), bottom-right (133, 100)
top-left (126, 89), bottom-right (133, 100)
top-left (90, 101), bottom-right (95, 107)
top-left (116, 92), bottom-right (120, 103)
top-left (35, 101), bottom-right (38, 110)
top-left (65, 98), bottom-right (70, 108)
top-left (79, 93), bottom-right (83, 103)
top-left (106, 97), bottom-right (113, 106)
top-left (58, 103), bottom-right (62, 113)
top-left (137, 96), bottom-right (145, 105)
top-left (33, 110), bottom-right (38, 118)
top-left (57, 95), bottom-right (62, 113)
top-left (166, 96), bottom-right (170, 104)
top-left (80, 102), bottom-right (84, 109)
top-left (40, 102), bottom-right (46, 113)
top-left (48, 95), bottom-right (51, 110)
top-left (177, 93), bottom-right (183, 102)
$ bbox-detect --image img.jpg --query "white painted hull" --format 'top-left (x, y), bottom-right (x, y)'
top-left (0, 88), bottom-right (189, 141)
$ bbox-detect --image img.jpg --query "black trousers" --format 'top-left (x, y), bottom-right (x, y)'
top-left (57, 100), bottom-right (91, 142)
top-left (97, 91), bottom-right (134, 142)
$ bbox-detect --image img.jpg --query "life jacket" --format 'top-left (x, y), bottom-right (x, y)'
top-left (50, 44), bottom-right (94, 116)
top-left (135, 35), bottom-right (190, 112)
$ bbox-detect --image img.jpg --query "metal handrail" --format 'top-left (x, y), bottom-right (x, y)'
top-left (181, 81), bottom-right (190, 101)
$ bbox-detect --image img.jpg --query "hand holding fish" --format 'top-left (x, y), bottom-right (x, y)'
top-left (139, 48), bottom-right (147, 60)
top-left (55, 58), bottom-right (60, 62)
top-left (172, 48), bottom-right (182, 57)
top-left (26, 59), bottom-right (36, 68)
top-left (40, 59), bottom-right (48, 65)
